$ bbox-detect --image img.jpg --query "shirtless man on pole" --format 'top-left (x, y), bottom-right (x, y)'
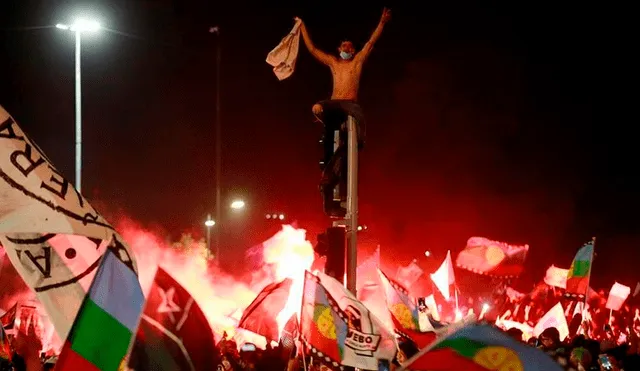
top-left (295, 9), bottom-right (391, 211)
top-left (295, 8), bottom-right (391, 129)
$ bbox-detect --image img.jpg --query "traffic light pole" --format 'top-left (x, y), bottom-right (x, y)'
top-left (345, 115), bottom-right (358, 295)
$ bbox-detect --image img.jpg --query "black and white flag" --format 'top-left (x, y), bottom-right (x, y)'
top-left (0, 105), bottom-right (138, 341)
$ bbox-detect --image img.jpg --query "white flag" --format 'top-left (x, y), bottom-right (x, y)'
top-left (430, 251), bottom-right (455, 300)
top-left (0, 106), bottom-right (112, 238)
top-left (544, 265), bottom-right (568, 289)
top-left (606, 282), bottom-right (631, 311)
top-left (316, 271), bottom-right (397, 370)
top-left (0, 106), bottom-right (137, 341)
top-left (533, 302), bottom-right (569, 341)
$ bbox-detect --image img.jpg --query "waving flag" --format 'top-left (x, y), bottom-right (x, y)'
top-left (565, 239), bottom-right (595, 299)
top-left (128, 268), bottom-right (219, 371)
top-left (0, 304), bottom-right (16, 330)
top-left (400, 324), bottom-right (563, 371)
top-left (316, 271), bottom-right (398, 369)
top-left (238, 278), bottom-right (292, 342)
top-left (378, 269), bottom-right (420, 332)
top-left (544, 265), bottom-right (569, 289)
top-left (56, 249), bottom-right (144, 371)
top-left (0, 106), bottom-right (137, 341)
top-left (430, 251), bottom-right (455, 300)
top-left (300, 271), bottom-right (349, 370)
top-left (606, 282), bottom-right (631, 311)
top-left (456, 237), bottom-right (529, 278)
top-left (533, 302), bottom-right (569, 341)
top-left (356, 246), bottom-right (380, 290)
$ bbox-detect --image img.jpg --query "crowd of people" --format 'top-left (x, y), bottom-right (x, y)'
top-left (3, 276), bottom-right (640, 370)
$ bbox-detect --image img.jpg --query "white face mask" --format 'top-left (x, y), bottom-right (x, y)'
top-left (339, 51), bottom-right (353, 60)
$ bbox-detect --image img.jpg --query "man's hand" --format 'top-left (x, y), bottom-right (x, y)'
top-left (294, 17), bottom-right (303, 25)
top-left (380, 8), bottom-right (391, 24)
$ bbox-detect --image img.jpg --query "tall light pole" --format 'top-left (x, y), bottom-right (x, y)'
top-left (209, 26), bottom-right (222, 262)
top-left (56, 19), bottom-right (101, 192)
top-left (204, 214), bottom-right (216, 258)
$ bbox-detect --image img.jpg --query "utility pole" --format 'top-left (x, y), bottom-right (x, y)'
top-left (209, 26), bottom-right (222, 262)
top-left (345, 115), bottom-right (359, 294)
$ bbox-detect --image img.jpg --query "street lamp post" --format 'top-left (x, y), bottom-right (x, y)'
top-left (56, 19), bottom-right (101, 193)
top-left (208, 26), bottom-right (222, 262)
top-left (204, 214), bottom-right (216, 258)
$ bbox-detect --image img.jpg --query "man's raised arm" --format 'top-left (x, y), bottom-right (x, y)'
top-left (295, 17), bottom-right (335, 67)
top-left (356, 8), bottom-right (391, 63)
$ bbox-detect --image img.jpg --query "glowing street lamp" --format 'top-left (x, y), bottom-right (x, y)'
top-left (230, 200), bottom-right (245, 210)
top-left (265, 213), bottom-right (285, 220)
top-left (56, 18), bottom-right (101, 193)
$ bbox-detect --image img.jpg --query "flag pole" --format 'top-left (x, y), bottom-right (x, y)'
top-left (124, 261), bottom-right (159, 370)
top-left (454, 285), bottom-right (460, 320)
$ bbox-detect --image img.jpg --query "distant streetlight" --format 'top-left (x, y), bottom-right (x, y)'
top-left (204, 214), bottom-right (215, 257)
top-left (266, 213), bottom-right (285, 220)
top-left (230, 200), bottom-right (245, 210)
top-left (56, 18), bottom-right (101, 193)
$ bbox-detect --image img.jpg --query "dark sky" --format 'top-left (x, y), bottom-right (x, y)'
top-left (0, 1), bottom-right (635, 289)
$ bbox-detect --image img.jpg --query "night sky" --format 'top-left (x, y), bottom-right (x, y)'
top-left (0, 1), bottom-right (634, 289)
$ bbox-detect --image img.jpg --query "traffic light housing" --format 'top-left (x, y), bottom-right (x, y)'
top-left (319, 121), bottom-right (347, 218)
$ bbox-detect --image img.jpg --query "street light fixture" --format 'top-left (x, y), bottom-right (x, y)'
top-left (230, 200), bottom-right (245, 210)
top-left (265, 213), bottom-right (285, 220)
top-left (56, 18), bottom-right (101, 193)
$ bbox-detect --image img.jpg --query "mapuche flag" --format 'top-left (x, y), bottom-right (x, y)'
top-left (565, 239), bottom-right (595, 299)
top-left (128, 267), bottom-right (219, 371)
top-left (401, 324), bottom-right (563, 371)
top-left (55, 249), bottom-right (144, 371)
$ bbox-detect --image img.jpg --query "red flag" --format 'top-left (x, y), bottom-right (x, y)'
top-left (128, 268), bottom-right (219, 371)
top-left (456, 237), bottom-right (529, 278)
top-left (238, 278), bottom-right (292, 342)
top-left (0, 304), bottom-right (16, 329)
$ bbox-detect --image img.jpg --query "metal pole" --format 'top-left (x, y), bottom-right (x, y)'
top-left (345, 115), bottom-right (358, 294)
top-left (213, 27), bottom-right (222, 262)
top-left (75, 31), bottom-right (82, 192)
top-left (206, 225), bottom-right (212, 259)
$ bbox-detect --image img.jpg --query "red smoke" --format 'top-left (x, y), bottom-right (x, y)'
top-left (0, 218), bottom-right (316, 353)
top-left (116, 218), bottom-right (314, 348)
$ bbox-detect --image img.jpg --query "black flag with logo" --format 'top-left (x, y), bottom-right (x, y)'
top-left (128, 268), bottom-right (220, 371)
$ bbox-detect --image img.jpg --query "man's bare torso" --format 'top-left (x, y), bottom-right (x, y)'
top-left (330, 59), bottom-right (363, 101)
